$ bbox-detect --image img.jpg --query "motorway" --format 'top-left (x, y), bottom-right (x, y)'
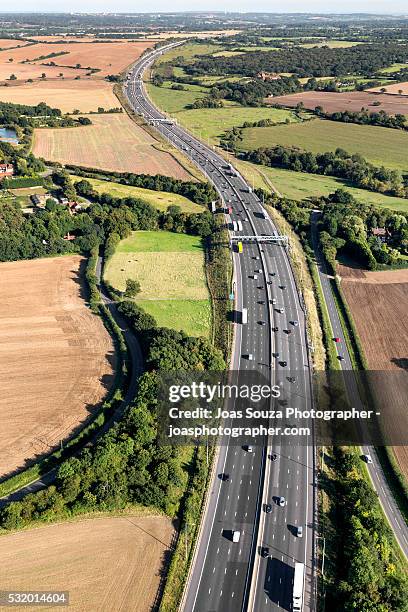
top-left (311, 212), bottom-right (408, 559)
top-left (125, 44), bottom-right (316, 611)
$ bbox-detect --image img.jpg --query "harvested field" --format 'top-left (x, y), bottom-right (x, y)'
top-left (369, 81), bottom-right (408, 95)
top-left (0, 255), bottom-right (115, 479)
top-left (0, 61), bottom-right (84, 81)
top-left (268, 91), bottom-right (408, 116)
top-left (0, 515), bottom-right (176, 612)
top-left (338, 264), bottom-right (408, 476)
top-left (0, 39), bottom-right (32, 49)
top-left (0, 40), bottom-right (154, 80)
top-left (0, 79), bottom-right (119, 113)
top-left (32, 113), bottom-right (192, 179)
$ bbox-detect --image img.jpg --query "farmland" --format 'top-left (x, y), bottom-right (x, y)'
top-left (71, 176), bottom-right (204, 212)
top-left (238, 119), bottom-right (408, 172)
top-left (0, 79), bottom-right (119, 113)
top-left (0, 514), bottom-right (175, 612)
top-left (369, 81), bottom-right (408, 95)
top-left (0, 256), bottom-right (115, 479)
top-left (32, 113), bottom-right (192, 179)
top-left (0, 40), bottom-right (155, 81)
top-left (269, 90), bottom-right (408, 116)
top-left (104, 231), bottom-right (211, 337)
top-left (234, 159), bottom-right (408, 212)
top-left (338, 265), bottom-right (408, 477)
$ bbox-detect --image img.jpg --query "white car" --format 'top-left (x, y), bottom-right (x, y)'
top-left (363, 454), bottom-right (373, 464)
top-left (278, 496), bottom-right (286, 507)
top-left (232, 530), bottom-right (241, 543)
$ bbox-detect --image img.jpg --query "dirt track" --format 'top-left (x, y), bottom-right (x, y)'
top-left (0, 515), bottom-right (176, 612)
top-left (0, 256), bottom-right (116, 479)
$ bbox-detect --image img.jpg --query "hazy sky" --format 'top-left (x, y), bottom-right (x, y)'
top-left (5, 1), bottom-right (408, 14)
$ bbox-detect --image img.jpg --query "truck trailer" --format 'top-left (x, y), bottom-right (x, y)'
top-left (293, 562), bottom-right (305, 612)
top-left (241, 308), bottom-right (248, 324)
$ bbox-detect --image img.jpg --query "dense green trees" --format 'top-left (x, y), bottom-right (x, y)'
top-left (188, 43), bottom-right (408, 79)
top-left (313, 107), bottom-right (407, 131)
top-left (71, 167), bottom-right (217, 206)
top-left (244, 146), bottom-right (408, 198)
top-left (326, 448), bottom-right (408, 611)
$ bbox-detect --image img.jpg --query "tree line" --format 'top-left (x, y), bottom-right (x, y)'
top-left (186, 43), bottom-right (408, 78)
top-left (65, 165), bottom-right (217, 206)
top-left (0, 305), bottom-right (225, 529)
top-left (243, 145), bottom-right (408, 198)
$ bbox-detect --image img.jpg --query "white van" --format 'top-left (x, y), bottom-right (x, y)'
top-left (232, 530), bottom-right (241, 543)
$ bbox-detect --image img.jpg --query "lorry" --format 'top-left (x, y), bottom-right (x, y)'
top-left (237, 220), bottom-right (243, 231)
top-left (241, 308), bottom-right (248, 324)
top-left (293, 562), bottom-right (305, 612)
top-left (237, 241), bottom-right (243, 253)
top-left (232, 221), bottom-right (238, 232)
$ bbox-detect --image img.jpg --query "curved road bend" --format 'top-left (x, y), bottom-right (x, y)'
top-left (126, 44), bottom-right (316, 612)
top-left (0, 256), bottom-right (143, 507)
top-left (311, 211), bottom-right (408, 559)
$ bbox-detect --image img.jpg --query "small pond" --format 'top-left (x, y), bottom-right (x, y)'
top-left (0, 127), bottom-right (18, 144)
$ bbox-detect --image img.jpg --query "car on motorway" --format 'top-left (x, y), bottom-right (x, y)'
top-left (277, 496), bottom-right (286, 507)
top-left (247, 445), bottom-right (253, 453)
top-left (261, 546), bottom-right (270, 558)
top-left (279, 308), bottom-right (284, 314)
top-left (258, 321), bottom-right (266, 326)
top-left (253, 274), bottom-right (258, 280)
top-left (258, 300), bottom-right (266, 305)
top-left (292, 320), bottom-right (299, 326)
top-left (247, 353), bottom-right (254, 361)
top-left (281, 361), bottom-right (288, 367)
top-left (289, 376), bottom-right (296, 383)
top-left (271, 453), bottom-right (278, 461)
top-left (265, 504), bottom-right (273, 513)
top-left (338, 355), bottom-right (345, 361)
top-left (334, 337), bottom-right (341, 342)
top-left (232, 530), bottom-right (241, 543)
top-left (281, 285), bottom-right (286, 290)
top-left (296, 526), bottom-right (303, 538)
top-left (270, 272), bottom-right (276, 276)
top-left (363, 454), bottom-right (373, 464)
top-left (272, 326), bottom-right (279, 332)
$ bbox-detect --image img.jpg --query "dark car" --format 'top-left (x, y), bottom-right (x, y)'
top-left (272, 326), bottom-right (279, 332)
top-left (271, 453), bottom-right (278, 461)
top-left (281, 361), bottom-right (288, 367)
top-left (265, 504), bottom-right (273, 513)
top-left (261, 546), bottom-right (270, 558)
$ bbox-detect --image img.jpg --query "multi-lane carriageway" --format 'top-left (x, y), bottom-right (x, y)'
top-left (125, 44), bottom-right (316, 612)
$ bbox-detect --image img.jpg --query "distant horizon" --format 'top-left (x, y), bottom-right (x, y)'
top-left (2, 5), bottom-right (407, 16)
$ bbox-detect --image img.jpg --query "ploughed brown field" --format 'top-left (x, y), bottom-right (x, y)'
top-left (0, 256), bottom-right (116, 479)
top-left (0, 515), bottom-right (176, 612)
top-left (32, 113), bottom-right (192, 179)
top-left (338, 264), bottom-right (408, 477)
top-left (268, 91), bottom-right (408, 115)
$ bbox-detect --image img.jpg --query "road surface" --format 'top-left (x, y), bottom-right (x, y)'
top-left (311, 210), bottom-right (408, 559)
top-left (125, 44), bottom-right (316, 612)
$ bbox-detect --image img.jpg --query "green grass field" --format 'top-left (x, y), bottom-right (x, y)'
top-left (378, 63), bottom-right (408, 74)
top-left (175, 106), bottom-right (298, 144)
top-left (155, 42), bottom-right (221, 66)
top-left (147, 83), bottom-right (207, 113)
top-left (301, 40), bottom-right (364, 48)
top-left (139, 299), bottom-right (211, 337)
top-left (104, 231), bottom-right (211, 337)
top-left (235, 159), bottom-right (408, 212)
top-left (239, 119), bottom-right (408, 172)
top-left (71, 176), bottom-right (203, 213)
